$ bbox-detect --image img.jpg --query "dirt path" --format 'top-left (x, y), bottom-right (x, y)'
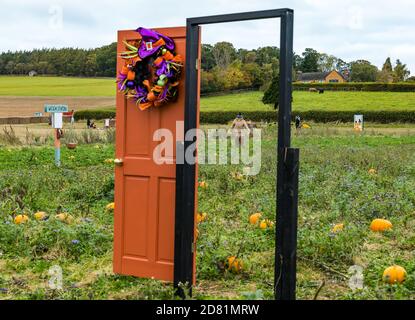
top-left (0, 96), bottom-right (115, 117)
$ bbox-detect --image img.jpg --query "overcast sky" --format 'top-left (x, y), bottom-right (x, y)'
top-left (0, 0), bottom-right (414, 73)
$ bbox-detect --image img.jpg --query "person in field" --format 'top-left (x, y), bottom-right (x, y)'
top-left (230, 113), bottom-right (250, 145)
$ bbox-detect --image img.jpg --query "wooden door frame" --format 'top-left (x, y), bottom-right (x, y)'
top-left (174, 9), bottom-right (299, 300)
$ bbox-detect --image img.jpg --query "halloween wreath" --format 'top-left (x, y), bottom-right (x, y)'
top-left (117, 27), bottom-right (183, 111)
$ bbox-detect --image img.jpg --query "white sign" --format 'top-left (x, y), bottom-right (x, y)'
top-left (52, 113), bottom-right (63, 129)
top-left (34, 112), bottom-right (43, 117)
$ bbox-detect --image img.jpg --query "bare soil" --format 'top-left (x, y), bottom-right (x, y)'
top-left (0, 96), bottom-right (115, 117)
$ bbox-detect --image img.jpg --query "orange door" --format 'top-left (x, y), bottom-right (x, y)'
top-left (113, 27), bottom-right (193, 282)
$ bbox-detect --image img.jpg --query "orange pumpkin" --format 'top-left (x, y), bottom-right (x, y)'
top-left (332, 223), bottom-right (344, 233)
top-left (368, 168), bottom-right (377, 175)
top-left (382, 265), bottom-right (406, 284)
top-left (34, 211), bottom-right (47, 221)
top-left (226, 256), bottom-right (243, 273)
top-left (249, 213), bottom-right (262, 225)
top-left (370, 219), bottom-right (392, 232)
top-left (198, 181), bottom-right (208, 189)
top-left (14, 214), bottom-right (29, 224)
top-left (196, 212), bottom-right (207, 223)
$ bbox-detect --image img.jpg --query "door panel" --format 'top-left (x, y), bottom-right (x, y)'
top-left (113, 27), bottom-right (192, 282)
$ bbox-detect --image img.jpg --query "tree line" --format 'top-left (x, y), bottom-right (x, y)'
top-left (0, 42), bottom-right (412, 94)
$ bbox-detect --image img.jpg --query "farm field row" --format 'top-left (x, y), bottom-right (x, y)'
top-left (0, 125), bottom-right (414, 299)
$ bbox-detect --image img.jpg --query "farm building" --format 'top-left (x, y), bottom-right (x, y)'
top-left (296, 70), bottom-right (347, 83)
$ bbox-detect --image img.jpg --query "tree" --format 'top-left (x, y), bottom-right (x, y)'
top-left (300, 48), bottom-right (320, 72)
top-left (211, 42), bottom-right (237, 69)
top-left (382, 57), bottom-right (393, 73)
top-left (393, 59), bottom-right (410, 82)
top-left (262, 73), bottom-right (279, 109)
top-left (377, 57), bottom-right (394, 82)
top-left (201, 44), bottom-right (215, 71)
top-left (318, 53), bottom-right (341, 73)
top-left (350, 60), bottom-right (378, 82)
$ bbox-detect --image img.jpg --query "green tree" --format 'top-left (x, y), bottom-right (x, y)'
top-left (262, 74), bottom-right (279, 109)
top-left (350, 60), bottom-right (378, 82)
top-left (300, 48), bottom-right (320, 72)
top-left (393, 59), bottom-right (410, 82)
top-left (212, 42), bottom-right (237, 69)
top-left (201, 44), bottom-right (215, 71)
top-left (377, 57), bottom-right (394, 82)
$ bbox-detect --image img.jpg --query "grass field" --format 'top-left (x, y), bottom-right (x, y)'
top-left (0, 124), bottom-right (414, 300)
top-left (201, 91), bottom-right (415, 112)
top-left (0, 77), bottom-right (414, 117)
top-left (0, 76), bottom-right (114, 97)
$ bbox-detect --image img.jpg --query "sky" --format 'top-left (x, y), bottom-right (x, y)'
top-left (0, 0), bottom-right (414, 74)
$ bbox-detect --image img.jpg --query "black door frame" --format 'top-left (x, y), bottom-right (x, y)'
top-left (174, 8), bottom-right (299, 300)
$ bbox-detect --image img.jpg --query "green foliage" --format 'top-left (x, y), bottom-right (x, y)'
top-left (74, 109), bottom-right (116, 120)
top-left (350, 60), bottom-right (379, 82)
top-left (293, 82), bottom-right (415, 92)
top-left (0, 127), bottom-right (415, 299)
top-left (300, 48), bottom-right (320, 72)
top-left (262, 74), bottom-right (279, 108)
top-left (393, 59), bottom-right (411, 82)
top-left (200, 110), bottom-right (415, 124)
top-left (0, 44), bottom-right (116, 77)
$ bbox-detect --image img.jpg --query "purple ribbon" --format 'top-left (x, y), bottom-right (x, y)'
top-left (136, 27), bottom-right (175, 59)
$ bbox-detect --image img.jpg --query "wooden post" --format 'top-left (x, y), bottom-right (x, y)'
top-left (54, 128), bottom-right (61, 167)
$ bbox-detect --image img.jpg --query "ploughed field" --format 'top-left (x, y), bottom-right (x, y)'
top-left (0, 124), bottom-right (414, 299)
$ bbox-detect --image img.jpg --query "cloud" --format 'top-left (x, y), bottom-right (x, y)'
top-left (0, 0), bottom-right (413, 73)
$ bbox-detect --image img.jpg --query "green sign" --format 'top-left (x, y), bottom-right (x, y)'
top-left (44, 104), bottom-right (68, 113)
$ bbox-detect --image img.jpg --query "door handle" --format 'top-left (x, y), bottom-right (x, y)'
top-left (114, 158), bottom-right (124, 166)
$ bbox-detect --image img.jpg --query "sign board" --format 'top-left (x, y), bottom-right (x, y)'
top-left (354, 114), bottom-right (363, 131)
top-left (52, 113), bottom-right (63, 129)
top-left (34, 112), bottom-right (43, 117)
top-left (44, 104), bottom-right (68, 113)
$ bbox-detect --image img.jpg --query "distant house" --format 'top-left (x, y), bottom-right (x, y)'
top-left (28, 70), bottom-right (37, 77)
top-left (297, 70), bottom-right (346, 83)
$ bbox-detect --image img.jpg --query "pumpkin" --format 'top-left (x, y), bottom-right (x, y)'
top-left (14, 214), bottom-right (29, 224)
top-left (106, 202), bottom-right (115, 211)
top-left (332, 223), bottom-right (344, 233)
top-left (34, 211), bottom-right (47, 221)
top-left (259, 219), bottom-right (274, 230)
top-left (104, 158), bottom-right (114, 164)
top-left (370, 219), bottom-right (392, 232)
top-left (56, 213), bottom-right (73, 224)
top-left (198, 181), bottom-right (208, 189)
top-left (226, 256), bottom-right (243, 273)
top-left (382, 265), bottom-right (406, 284)
top-left (196, 212), bottom-right (207, 223)
top-left (249, 212), bottom-right (262, 225)
top-left (368, 168), bottom-right (377, 175)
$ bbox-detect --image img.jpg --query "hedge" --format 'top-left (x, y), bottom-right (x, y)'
top-left (74, 108), bottom-right (415, 123)
top-left (200, 110), bottom-right (415, 124)
top-left (74, 109), bottom-right (116, 121)
top-left (293, 82), bottom-right (415, 92)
